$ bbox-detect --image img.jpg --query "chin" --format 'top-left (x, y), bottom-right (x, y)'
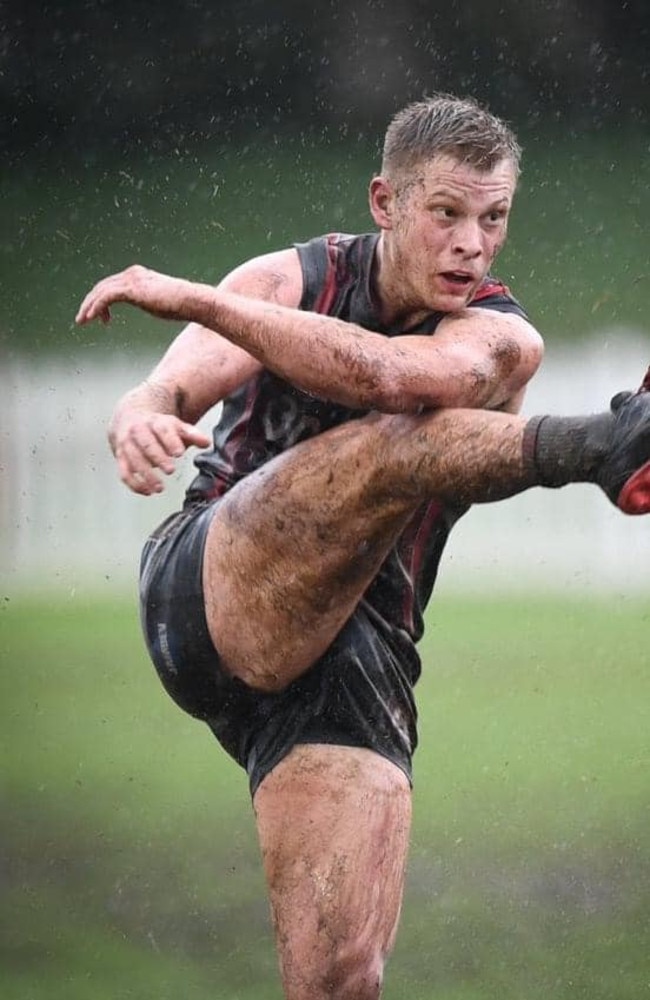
top-left (433, 291), bottom-right (472, 313)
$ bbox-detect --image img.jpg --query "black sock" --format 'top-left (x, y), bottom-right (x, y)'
top-left (523, 412), bottom-right (614, 488)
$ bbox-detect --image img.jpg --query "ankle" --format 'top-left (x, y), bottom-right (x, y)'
top-left (523, 412), bottom-right (614, 488)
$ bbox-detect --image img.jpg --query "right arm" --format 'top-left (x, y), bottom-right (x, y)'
top-left (106, 251), bottom-right (302, 495)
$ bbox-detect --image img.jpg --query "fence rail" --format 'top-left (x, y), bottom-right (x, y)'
top-left (2, 332), bottom-right (649, 596)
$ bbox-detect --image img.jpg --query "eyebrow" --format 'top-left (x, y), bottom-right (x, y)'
top-left (425, 189), bottom-right (512, 206)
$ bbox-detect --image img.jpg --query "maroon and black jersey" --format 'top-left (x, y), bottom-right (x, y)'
top-left (186, 232), bottom-right (527, 643)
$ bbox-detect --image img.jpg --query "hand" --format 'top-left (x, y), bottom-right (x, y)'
top-left (109, 409), bottom-right (211, 495)
top-left (75, 265), bottom-right (191, 325)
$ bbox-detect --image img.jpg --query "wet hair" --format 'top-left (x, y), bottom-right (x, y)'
top-left (381, 93), bottom-right (522, 179)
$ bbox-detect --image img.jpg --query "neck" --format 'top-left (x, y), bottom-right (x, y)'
top-left (372, 234), bottom-right (430, 331)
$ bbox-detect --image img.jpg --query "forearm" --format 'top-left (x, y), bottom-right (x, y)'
top-left (79, 267), bottom-right (392, 409)
top-left (177, 286), bottom-right (535, 413)
top-left (182, 282), bottom-right (395, 410)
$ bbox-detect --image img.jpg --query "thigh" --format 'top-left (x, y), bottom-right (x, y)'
top-left (202, 412), bottom-right (423, 690)
top-left (253, 744), bottom-right (412, 1000)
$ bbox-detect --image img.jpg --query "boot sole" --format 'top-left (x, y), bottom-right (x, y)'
top-left (617, 459), bottom-right (650, 514)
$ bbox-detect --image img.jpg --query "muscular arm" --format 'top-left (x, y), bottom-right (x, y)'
top-left (78, 251), bottom-right (543, 414)
top-left (171, 282), bottom-right (542, 412)
top-left (102, 256), bottom-right (298, 494)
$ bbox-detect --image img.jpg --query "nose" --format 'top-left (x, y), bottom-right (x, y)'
top-left (452, 218), bottom-right (483, 258)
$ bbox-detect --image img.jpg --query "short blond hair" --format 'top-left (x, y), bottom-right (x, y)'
top-left (381, 93), bottom-right (522, 179)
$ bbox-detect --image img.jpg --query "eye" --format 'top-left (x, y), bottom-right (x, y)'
top-left (485, 209), bottom-right (507, 225)
top-left (432, 205), bottom-right (456, 220)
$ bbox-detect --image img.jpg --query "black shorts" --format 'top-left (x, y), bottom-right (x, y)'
top-left (139, 501), bottom-right (420, 796)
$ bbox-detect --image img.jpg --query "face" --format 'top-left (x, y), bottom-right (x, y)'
top-left (370, 153), bottom-right (517, 319)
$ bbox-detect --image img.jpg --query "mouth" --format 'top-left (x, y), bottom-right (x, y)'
top-left (439, 271), bottom-right (474, 288)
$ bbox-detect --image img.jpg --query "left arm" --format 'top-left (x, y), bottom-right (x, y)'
top-left (76, 265), bottom-right (543, 412)
top-left (384, 307), bottom-right (543, 412)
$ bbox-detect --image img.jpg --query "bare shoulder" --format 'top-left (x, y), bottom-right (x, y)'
top-left (218, 247), bottom-right (303, 307)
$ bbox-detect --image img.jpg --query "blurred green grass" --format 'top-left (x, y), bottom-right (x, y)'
top-left (2, 593), bottom-right (649, 998)
top-left (3, 127), bottom-right (649, 356)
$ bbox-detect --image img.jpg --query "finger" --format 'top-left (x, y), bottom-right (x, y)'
top-left (76, 296), bottom-right (112, 325)
top-left (150, 420), bottom-right (192, 460)
top-left (130, 470), bottom-right (163, 495)
top-left (130, 427), bottom-right (178, 475)
top-left (116, 451), bottom-right (164, 495)
top-left (177, 423), bottom-right (212, 448)
top-left (75, 284), bottom-right (105, 324)
top-left (153, 418), bottom-right (210, 454)
top-left (121, 459), bottom-right (164, 495)
top-left (75, 297), bottom-right (98, 325)
top-left (116, 436), bottom-right (169, 492)
top-left (76, 276), bottom-right (123, 324)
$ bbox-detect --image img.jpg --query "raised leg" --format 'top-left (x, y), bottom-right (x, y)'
top-left (253, 744), bottom-right (412, 1000)
top-left (203, 407), bottom-right (529, 688)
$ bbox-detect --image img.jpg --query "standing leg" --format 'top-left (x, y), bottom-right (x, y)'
top-left (253, 745), bottom-right (412, 1000)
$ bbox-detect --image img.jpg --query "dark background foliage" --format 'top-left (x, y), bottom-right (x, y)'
top-left (3, 0), bottom-right (648, 161)
top-left (2, 1), bottom-right (648, 352)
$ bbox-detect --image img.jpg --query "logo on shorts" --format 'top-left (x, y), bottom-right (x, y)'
top-left (156, 622), bottom-right (178, 675)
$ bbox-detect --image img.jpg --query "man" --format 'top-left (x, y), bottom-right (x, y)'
top-left (76, 94), bottom-right (650, 999)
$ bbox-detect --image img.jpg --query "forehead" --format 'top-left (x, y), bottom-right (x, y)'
top-left (403, 152), bottom-right (517, 203)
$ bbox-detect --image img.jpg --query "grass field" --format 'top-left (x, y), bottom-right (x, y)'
top-left (2, 592), bottom-right (649, 999)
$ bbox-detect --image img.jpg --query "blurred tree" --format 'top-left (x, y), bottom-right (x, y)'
top-left (1, 0), bottom-right (648, 160)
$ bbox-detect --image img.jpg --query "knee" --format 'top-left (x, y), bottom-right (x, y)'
top-left (312, 940), bottom-right (385, 1000)
top-left (226, 653), bottom-right (310, 694)
top-left (235, 663), bottom-right (293, 694)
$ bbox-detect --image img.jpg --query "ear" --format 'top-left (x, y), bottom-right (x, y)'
top-left (369, 175), bottom-right (395, 229)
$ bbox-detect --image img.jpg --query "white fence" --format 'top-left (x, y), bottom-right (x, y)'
top-left (2, 332), bottom-right (650, 596)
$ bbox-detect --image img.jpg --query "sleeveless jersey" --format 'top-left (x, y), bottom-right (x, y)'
top-left (186, 232), bottom-right (527, 643)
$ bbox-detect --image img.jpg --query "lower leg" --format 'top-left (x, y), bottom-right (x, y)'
top-left (253, 745), bottom-right (411, 1000)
